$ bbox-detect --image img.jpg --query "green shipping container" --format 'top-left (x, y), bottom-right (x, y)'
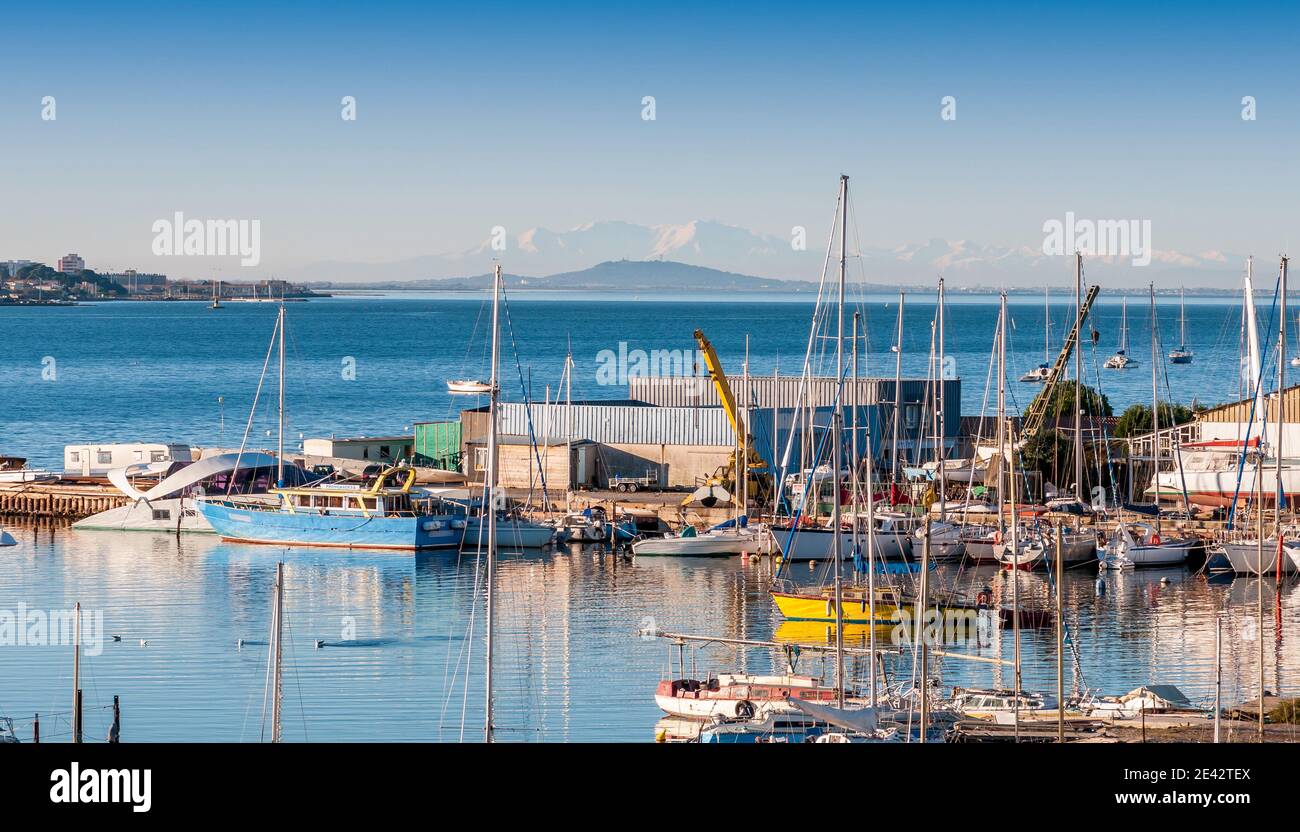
top-left (414, 421), bottom-right (462, 470)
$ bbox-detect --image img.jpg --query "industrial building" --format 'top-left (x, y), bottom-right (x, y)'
top-left (458, 373), bottom-right (959, 490)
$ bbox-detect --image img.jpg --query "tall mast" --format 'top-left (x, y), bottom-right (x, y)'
top-left (276, 305), bottom-right (285, 488)
top-left (893, 291), bottom-right (904, 482)
top-left (1277, 256), bottom-right (1288, 546)
top-left (565, 339), bottom-right (573, 510)
top-left (1044, 285), bottom-right (1050, 365)
top-left (999, 292), bottom-right (1020, 741)
top-left (851, 314), bottom-right (860, 558)
top-left (1180, 287), bottom-right (1188, 349)
top-left (937, 278), bottom-right (947, 523)
top-left (1074, 254), bottom-right (1083, 503)
top-left (1150, 284), bottom-right (1160, 533)
top-left (485, 264), bottom-right (502, 743)
top-left (741, 335), bottom-right (750, 520)
top-left (833, 174), bottom-right (847, 708)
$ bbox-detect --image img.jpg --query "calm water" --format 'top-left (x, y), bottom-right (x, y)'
top-left (0, 292), bottom-right (1274, 469)
top-left (1, 293), bottom-right (1297, 742)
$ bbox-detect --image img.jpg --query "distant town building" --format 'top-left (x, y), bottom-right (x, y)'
top-left (57, 253), bottom-right (86, 274)
top-left (1, 259), bottom-right (34, 279)
top-left (105, 271), bottom-right (168, 293)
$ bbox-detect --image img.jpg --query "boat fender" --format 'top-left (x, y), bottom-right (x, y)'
top-left (735, 700), bottom-right (755, 719)
top-left (1095, 577), bottom-right (1106, 597)
top-left (423, 520), bottom-right (445, 531)
top-left (1149, 533), bottom-right (1160, 545)
top-left (993, 530), bottom-right (1003, 545)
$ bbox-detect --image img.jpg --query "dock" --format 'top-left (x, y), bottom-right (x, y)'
top-left (0, 481), bottom-right (128, 519)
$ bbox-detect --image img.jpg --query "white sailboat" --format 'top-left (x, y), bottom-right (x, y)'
top-left (1219, 256), bottom-right (1298, 575)
top-left (1019, 286), bottom-right (1053, 382)
top-left (1168, 288), bottom-right (1192, 363)
top-left (1104, 296), bottom-right (1137, 369)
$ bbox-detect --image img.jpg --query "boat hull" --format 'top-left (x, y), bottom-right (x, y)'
top-left (197, 500), bottom-right (463, 550)
top-left (773, 527), bottom-right (911, 561)
top-left (1220, 540), bottom-right (1300, 574)
top-left (72, 498), bottom-right (214, 533)
top-left (461, 519), bottom-right (554, 549)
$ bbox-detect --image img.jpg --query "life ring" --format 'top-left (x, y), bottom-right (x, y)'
top-left (735, 700), bottom-right (756, 719)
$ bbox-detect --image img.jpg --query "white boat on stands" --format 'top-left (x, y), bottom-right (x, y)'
top-left (1098, 522), bottom-right (1195, 569)
top-left (72, 453), bottom-right (304, 534)
top-left (632, 520), bottom-right (774, 557)
top-left (1219, 537), bottom-right (1300, 575)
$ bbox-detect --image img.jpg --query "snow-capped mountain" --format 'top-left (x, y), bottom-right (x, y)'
top-left (286, 220), bottom-right (1251, 288)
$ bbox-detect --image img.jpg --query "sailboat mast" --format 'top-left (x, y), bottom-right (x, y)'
top-left (1277, 257), bottom-right (1288, 547)
top-left (833, 174), bottom-right (847, 709)
top-left (485, 264), bottom-right (502, 743)
top-left (277, 305), bottom-right (285, 488)
top-left (72, 601), bottom-right (80, 744)
top-left (1150, 284), bottom-right (1160, 532)
top-left (998, 292), bottom-right (1020, 741)
top-left (893, 292), bottom-right (904, 482)
top-left (937, 278), bottom-right (947, 523)
top-left (1075, 254), bottom-right (1083, 503)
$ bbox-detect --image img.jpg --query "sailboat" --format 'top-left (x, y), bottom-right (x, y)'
top-left (1168, 288), bottom-right (1192, 363)
top-left (1104, 296), bottom-right (1137, 368)
top-left (1019, 286), bottom-right (1052, 382)
top-left (211, 279), bottom-right (222, 309)
top-left (1101, 284), bottom-right (1197, 569)
top-left (1219, 256), bottom-right (1300, 575)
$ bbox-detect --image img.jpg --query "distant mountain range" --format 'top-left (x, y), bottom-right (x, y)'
top-left (287, 219), bottom-right (1257, 290)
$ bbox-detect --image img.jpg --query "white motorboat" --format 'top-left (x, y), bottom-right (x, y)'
top-left (950, 687), bottom-right (1058, 720)
top-left (1099, 522), bottom-right (1194, 568)
top-left (1219, 538), bottom-right (1300, 575)
top-left (632, 524), bottom-right (773, 557)
top-left (72, 452), bottom-right (304, 534)
top-left (1019, 364), bottom-right (1051, 383)
top-left (0, 456), bottom-right (58, 484)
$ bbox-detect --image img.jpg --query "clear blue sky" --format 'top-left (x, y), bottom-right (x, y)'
top-left (1, 1), bottom-right (1296, 277)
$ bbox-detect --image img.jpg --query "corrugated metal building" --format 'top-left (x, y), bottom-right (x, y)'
top-left (628, 373), bottom-right (954, 412)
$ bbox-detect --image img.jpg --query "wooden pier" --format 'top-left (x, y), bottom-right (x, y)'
top-left (0, 482), bottom-right (128, 519)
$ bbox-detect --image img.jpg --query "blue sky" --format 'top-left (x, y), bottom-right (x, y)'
top-left (1, 1), bottom-right (1297, 281)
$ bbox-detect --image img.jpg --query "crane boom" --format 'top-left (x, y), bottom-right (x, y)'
top-left (693, 329), bottom-right (767, 470)
top-left (1020, 284), bottom-right (1101, 441)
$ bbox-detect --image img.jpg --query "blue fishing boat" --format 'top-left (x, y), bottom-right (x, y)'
top-left (197, 465), bottom-right (467, 551)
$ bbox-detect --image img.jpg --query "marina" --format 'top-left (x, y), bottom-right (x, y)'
top-left (4, 201), bottom-right (1300, 746)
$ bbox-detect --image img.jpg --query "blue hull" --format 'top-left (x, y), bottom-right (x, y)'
top-left (197, 501), bottom-right (463, 551)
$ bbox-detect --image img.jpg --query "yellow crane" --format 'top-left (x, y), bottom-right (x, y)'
top-left (686, 329), bottom-right (770, 506)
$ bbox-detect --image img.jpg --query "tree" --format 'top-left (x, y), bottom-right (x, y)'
top-left (1025, 382), bottom-right (1113, 420)
top-left (1112, 402), bottom-right (1195, 438)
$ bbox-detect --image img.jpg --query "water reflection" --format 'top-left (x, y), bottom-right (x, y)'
top-left (0, 521), bottom-right (1295, 742)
